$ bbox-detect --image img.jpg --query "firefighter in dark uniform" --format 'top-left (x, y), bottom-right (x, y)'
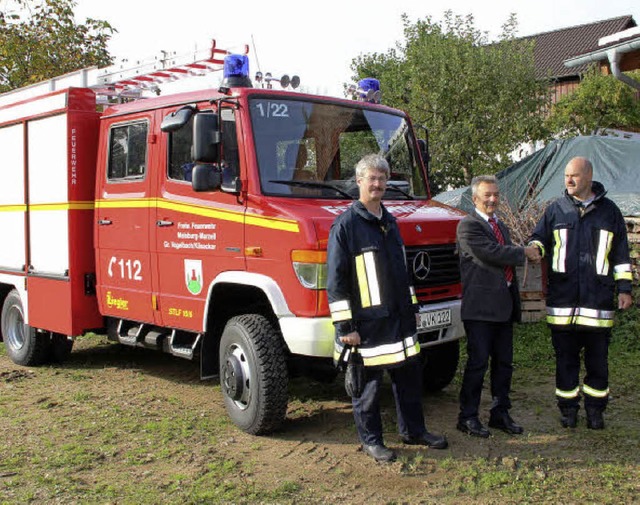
top-left (327, 154), bottom-right (447, 463)
top-left (530, 157), bottom-right (633, 429)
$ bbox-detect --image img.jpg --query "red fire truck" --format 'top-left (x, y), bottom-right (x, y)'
top-left (0, 42), bottom-right (465, 434)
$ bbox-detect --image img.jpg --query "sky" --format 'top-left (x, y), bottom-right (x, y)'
top-left (69, 0), bottom-right (640, 98)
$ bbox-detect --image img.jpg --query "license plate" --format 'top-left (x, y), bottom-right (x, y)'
top-left (417, 308), bottom-right (451, 331)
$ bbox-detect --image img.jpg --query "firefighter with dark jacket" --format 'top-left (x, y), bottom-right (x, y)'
top-left (327, 154), bottom-right (447, 463)
top-left (530, 156), bottom-right (633, 430)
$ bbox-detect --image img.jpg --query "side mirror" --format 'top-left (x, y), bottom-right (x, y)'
top-left (192, 164), bottom-right (222, 192)
top-left (161, 105), bottom-right (196, 132)
top-left (193, 112), bottom-right (220, 163)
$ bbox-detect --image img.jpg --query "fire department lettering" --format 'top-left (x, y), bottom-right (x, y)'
top-left (165, 222), bottom-right (218, 250)
top-left (107, 256), bottom-right (143, 281)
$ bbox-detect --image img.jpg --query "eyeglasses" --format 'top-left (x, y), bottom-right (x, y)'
top-left (360, 175), bottom-right (388, 183)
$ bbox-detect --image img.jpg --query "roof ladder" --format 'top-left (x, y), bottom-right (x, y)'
top-left (0, 39), bottom-right (249, 106)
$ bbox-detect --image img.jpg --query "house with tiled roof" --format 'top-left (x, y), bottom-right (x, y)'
top-left (521, 15), bottom-right (638, 102)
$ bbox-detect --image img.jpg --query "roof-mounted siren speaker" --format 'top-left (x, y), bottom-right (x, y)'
top-left (221, 54), bottom-right (253, 88)
top-left (279, 74), bottom-right (301, 89)
top-left (254, 71), bottom-right (300, 89)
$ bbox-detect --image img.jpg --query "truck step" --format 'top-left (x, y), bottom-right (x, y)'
top-left (167, 331), bottom-right (202, 360)
top-left (117, 324), bottom-right (167, 349)
top-left (117, 324), bottom-right (144, 346)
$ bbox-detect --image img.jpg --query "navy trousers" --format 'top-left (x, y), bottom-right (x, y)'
top-left (551, 328), bottom-right (610, 411)
top-left (459, 319), bottom-right (514, 421)
top-left (352, 359), bottom-right (427, 446)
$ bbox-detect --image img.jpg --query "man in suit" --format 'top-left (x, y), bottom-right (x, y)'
top-left (456, 175), bottom-right (540, 437)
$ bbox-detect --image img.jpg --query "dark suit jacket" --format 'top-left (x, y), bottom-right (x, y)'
top-left (457, 210), bottom-right (526, 323)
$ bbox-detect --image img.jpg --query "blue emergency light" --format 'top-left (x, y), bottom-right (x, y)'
top-left (221, 54), bottom-right (252, 88)
top-left (359, 78), bottom-right (380, 93)
top-left (346, 78), bottom-right (382, 103)
top-left (357, 78), bottom-right (381, 103)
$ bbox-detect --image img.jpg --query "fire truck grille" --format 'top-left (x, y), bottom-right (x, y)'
top-left (405, 244), bottom-right (460, 288)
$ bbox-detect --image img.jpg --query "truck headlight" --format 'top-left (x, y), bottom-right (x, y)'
top-left (291, 250), bottom-right (327, 290)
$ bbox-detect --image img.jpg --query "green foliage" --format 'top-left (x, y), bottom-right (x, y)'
top-left (610, 287), bottom-right (640, 351)
top-left (0, 0), bottom-right (115, 93)
top-left (351, 11), bottom-right (551, 189)
top-left (546, 66), bottom-right (640, 136)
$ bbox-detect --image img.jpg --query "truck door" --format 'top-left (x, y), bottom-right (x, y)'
top-left (153, 106), bottom-right (246, 331)
top-left (95, 115), bottom-right (158, 324)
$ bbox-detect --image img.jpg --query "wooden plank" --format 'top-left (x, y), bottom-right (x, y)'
top-left (520, 290), bottom-right (544, 300)
top-left (516, 262), bottom-right (544, 291)
top-left (521, 311), bottom-right (545, 323)
top-left (522, 300), bottom-right (546, 311)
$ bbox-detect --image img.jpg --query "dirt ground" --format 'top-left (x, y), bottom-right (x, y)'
top-left (2, 335), bottom-right (639, 504)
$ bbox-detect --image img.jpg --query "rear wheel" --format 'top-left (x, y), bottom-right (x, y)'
top-left (219, 314), bottom-right (288, 435)
top-left (1, 290), bottom-right (50, 366)
top-left (422, 340), bottom-right (460, 392)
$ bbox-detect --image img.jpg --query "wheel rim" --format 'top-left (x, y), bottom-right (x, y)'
top-left (221, 344), bottom-right (252, 410)
top-left (5, 304), bottom-right (25, 351)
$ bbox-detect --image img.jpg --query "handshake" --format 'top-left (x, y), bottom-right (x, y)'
top-left (524, 245), bottom-right (542, 263)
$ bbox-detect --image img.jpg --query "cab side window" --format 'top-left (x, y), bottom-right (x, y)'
top-left (165, 108), bottom-right (239, 186)
top-left (168, 116), bottom-right (194, 182)
top-left (221, 108), bottom-right (239, 183)
top-left (108, 121), bottom-right (148, 180)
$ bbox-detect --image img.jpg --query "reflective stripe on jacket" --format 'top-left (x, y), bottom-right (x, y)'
top-left (327, 201), bottom-right (419, 369)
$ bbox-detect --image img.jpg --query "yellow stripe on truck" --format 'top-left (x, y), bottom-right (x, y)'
top-left (96, 198), bottom-right (300, 233)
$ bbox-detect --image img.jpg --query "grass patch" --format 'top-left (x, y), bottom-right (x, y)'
top-left (0, 294), bottom-right (638, 504)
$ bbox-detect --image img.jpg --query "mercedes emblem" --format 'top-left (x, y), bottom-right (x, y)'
top-left (412, 251), bottom-right (431, 281)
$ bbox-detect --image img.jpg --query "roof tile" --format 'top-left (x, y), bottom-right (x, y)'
top-left (521, 15), bottom-right (636, 79)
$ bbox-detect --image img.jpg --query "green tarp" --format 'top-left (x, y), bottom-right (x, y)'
top-left (433, 135), bottom-right (640, 216)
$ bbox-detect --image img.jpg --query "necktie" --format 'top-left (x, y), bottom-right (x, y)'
top-left (488, 217), bottom-right (514, 284)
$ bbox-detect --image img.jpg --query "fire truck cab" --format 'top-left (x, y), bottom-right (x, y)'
top-left (0, 46), bottom-right (465, 434)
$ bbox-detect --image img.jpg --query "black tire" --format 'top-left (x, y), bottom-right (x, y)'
top-left (49, 333), bottom-right (74, 363)
top-left (422, 340), bottom-right (460, 392)
top-left (219, 314), bottom-right (288, 435)
top-left (1, 290), bottom-right (50, 366)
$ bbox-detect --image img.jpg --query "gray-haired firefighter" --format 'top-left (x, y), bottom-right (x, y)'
top-left (530, 156), bottom-right (633, 429)
top-left (327, 154), bottom-right (447, 463)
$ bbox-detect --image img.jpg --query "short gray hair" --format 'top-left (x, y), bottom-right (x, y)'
top-left (471, 175), bottom-right (498, 197)
top-left (355, 154), bottom-right (390, 179)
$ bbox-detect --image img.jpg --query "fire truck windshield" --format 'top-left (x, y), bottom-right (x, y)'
top-left (249, 98), bottom-right (428, 199)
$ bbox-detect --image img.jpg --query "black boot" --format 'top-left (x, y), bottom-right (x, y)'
top-left (560, 406), bottom-right (578, 428)
top-left (586, 407), bottom-right (604, 430)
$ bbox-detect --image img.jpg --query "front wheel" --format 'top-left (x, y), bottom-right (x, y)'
top-left (219, 314), bottom-right (288, 435)
top-left (422, 340), bottom-right (460, 392)
top-left (1, 290), bottom-right (50, 366)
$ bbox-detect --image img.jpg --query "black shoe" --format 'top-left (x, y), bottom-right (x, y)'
top-left (488, 413), bottom-right (524, 435)
top-left (362, 444), bottom-right (397, 462)
top-left (560, 408), bottom-right (578, 428)
top-left (586, 409), bottom-right (605, 430)
top-left (456, 418), bottom-right (491, 438)
top-left (402, 431), bottom-right (449, 450)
